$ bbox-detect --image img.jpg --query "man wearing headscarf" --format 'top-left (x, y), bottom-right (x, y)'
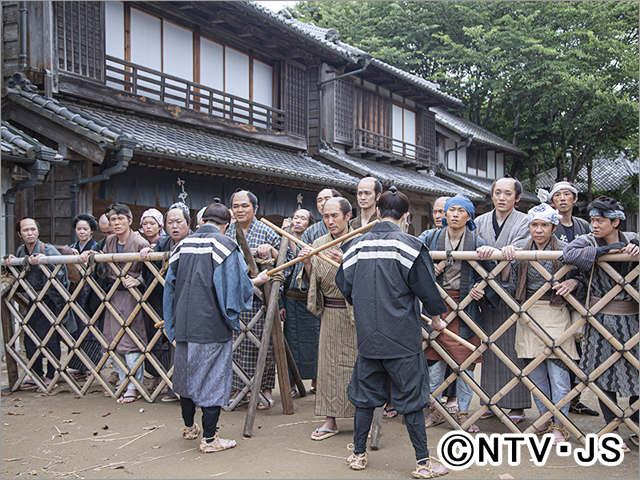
top-left (500, 203), bottom-right (582, 445)
top-left (421, 195), bottom-right (498, 433)
top-left (538, 182), bottom-right (596, 416)
top-left (537, 181), bottom-right (591, 243)
top-left (563, 197), bottom-right (639, 450)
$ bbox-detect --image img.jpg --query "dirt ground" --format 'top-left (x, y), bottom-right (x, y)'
top-left (1, 362), bottom-right (638, 480)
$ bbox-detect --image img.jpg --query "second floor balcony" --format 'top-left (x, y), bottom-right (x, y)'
top-left (348, 127), bottom-right (433, 169)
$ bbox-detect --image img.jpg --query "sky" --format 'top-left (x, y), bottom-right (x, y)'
top-left (254, 1), bottom-right (298, 13)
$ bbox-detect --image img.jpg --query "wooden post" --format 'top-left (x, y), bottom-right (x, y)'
top-left (283, 334), bottom-right (306, 397)
top-left (243, 234), bottom-right (291, 437)
top-left (1, 293), bottom-right (19, 390)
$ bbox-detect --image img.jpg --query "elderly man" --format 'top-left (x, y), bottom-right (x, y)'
top-left (163, 200), bottom-right (269, 453)
top-left (301, 188), bottom-right (341, 245)
top-left (298, 197), bottom-right (358, 441)
top-left (350, 177), bottom-right (381, 229)
top-left (4, 218), bottom-right (75, 390)
top-left (432, 196), bottom-right (451, 229)
top-left (95, 214), bottom-right (113, 250)
top-left (225, 189), bottom-right (292, 408)
top-left (475, 177), bottom-right (531, 422)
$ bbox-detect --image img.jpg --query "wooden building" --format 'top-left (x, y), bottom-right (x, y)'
top-left (1, 1), bottom-right (526, 252)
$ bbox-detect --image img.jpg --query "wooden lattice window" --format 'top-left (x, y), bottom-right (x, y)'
top-left (283, 62), bottom-right (307, 138)
top-left (55, 1), bottom-right (104, 82)
top-left (418, 109), bottom-right (436, 166)
top-left (334, 79), bottom-right (354, 143)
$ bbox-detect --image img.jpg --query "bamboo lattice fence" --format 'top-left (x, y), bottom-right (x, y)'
top-left (1, 249), bottom-right (637, 445)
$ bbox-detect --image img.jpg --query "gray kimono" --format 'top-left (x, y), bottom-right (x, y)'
top-left (475, 208), bottom-right (532, 409)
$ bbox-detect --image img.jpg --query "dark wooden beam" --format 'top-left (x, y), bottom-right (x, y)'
top-left (58, 75), bottom-right (307, 151)
top-left (5, 107), bottom-right (106, 163)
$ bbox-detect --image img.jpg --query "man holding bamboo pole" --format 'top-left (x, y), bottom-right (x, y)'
top-left (225, 190), bottom-right (293, 408)
top-left (335, 186), bottom-right (449, 478)
top-left (297, 197), bottom-right (358, 441)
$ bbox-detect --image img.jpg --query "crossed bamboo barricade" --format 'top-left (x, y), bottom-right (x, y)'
top-left (1, 245), bottom-right (637, 444)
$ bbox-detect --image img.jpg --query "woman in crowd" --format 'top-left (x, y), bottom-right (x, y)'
top-left (101, 202), bottom-right (150, 403)
top-left (140, 208), bottom-right (165, 247)
top-left (67, 214), bottom-right (102, 378)
top-left (279, 208), bottom-right (320, 397)
top-left (141, 202), bottom-right (192, 402)
top-left (563, 196), bottom-right (639, 450)
top-left (422, 195), bottom-right (498, 433)
top-left (501, 203), bottom-right (582, 445)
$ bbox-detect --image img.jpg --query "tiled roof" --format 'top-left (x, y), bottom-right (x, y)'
top-left (1, 120), bottom-right (63, 162)
top-left (61, 102), bottom-right (360, 189)
top-left (3, 87), bottom-right (132, 148)
top-left (431, 107), bottom-right (525, 156)
top-left (438, 168), bottom-right (540, 204)
top-left (243, 2), bottom-right (463, 107)
top-left (317, 148), bottom-right (484, 200)
top-left (523, 154), bottom-right (639, 193)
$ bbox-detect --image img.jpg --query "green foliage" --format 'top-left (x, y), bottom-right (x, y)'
top-left (291, 1), bottom-right (639, 192)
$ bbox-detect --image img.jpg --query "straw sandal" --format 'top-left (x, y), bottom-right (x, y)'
top-left (412, 458), bottom-right (449, 479)
top-left (425, 406), bottom-right (445, 428)
top-left (630, 434), bottom-right (639, 447)
top-left (199, 435), bottom-right (237, 453)
top-left (181, 423), bottom-right (201, 440)
top-left (550, 423), bottom-right (570, 445)
top-left (532, 419), bottom-right (553, 435)
top-left (456, 411), bottom-right (479, 433)
top-left (346, 444), bottom-right (367, 470)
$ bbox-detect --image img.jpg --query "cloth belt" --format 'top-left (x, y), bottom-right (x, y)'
top-left (324, 297), bottom-right (347, 309)
top-left (538, 295), bottom-right (553, 301)
top-left (284, 288), bottom-right (308, 301)
top-left (590, 296), bottom-right (638, 316)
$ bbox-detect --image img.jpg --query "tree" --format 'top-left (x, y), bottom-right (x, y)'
top-left (291, 1), bottom-right (639, 186)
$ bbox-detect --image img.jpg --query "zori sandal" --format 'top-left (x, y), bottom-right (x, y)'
top-left (412, 457), bottom-right (449, 479)
top-left (199, 435), bottom-right (237, 453)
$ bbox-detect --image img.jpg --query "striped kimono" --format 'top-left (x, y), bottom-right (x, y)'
top-left (298, 232), bottom-right (358, 419)
top-left (475, 209), bottom-right (532, 409)
top-left (225, 219), bottom-right (292, 391)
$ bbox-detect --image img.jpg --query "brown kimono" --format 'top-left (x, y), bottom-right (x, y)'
top-left (102, 232), bottom-right (150, 354)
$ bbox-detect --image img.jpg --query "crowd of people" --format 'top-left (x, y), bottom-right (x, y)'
top-left (2, 175), bottom-right (638, 477)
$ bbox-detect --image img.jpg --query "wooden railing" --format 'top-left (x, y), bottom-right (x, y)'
top-left (104, 55), bottom-right (286, 133)
top-left (354, 127), bottom-right (433, 167)
top-left (1, 250), bottom-right (637, 445)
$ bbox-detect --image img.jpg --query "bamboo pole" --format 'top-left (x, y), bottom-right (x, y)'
top-left (265, 221), bottom-right (377, 276)
top-left (259, 218), bottom-right (340, 268)
top-left (421, 314), bottom-right (475, 351)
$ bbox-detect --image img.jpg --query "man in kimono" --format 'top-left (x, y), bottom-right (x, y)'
top-left (101, 202), bottom-right (150, 404)
top-left (164, 201), bottom-right (268, 453)
top-left (546, 181), bottom-right (597, 416)
top-left (4, 218), bottom-right (75, 390)
top-left (335, 187), bottom-right (450, 478)
top-left (475, 177), bottom-right (531, 422)
top-left (301, 187), bottom-right (341, 245)
top-left (349, 177), bottom-right (381, 229)
top-left (297, 197), bottom-right (357, 441)
top-left (225, 189), bottom-right (292, 408)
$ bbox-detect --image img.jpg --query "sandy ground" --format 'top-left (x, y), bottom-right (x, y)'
top-left (1, 362), bottom-right (638, 480)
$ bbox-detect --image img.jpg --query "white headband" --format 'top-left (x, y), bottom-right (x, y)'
top-left (527, 203), bottom-right (561, 225)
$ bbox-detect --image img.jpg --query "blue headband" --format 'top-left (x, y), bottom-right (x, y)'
top-left (441, 194), bottom-right (477, 231)
top-left (589, 208), bottom-right (626, 221)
